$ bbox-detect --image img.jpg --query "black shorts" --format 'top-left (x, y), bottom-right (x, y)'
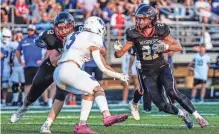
top-left (84, 66), bottom-right (103, 81)
top-left (24, 67), bottom-right (38, 85)
top-left (193, 78), bottom-right (207, 86)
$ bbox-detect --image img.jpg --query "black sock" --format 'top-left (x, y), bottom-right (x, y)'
top-left (133, 89), bottom-right (142, 103)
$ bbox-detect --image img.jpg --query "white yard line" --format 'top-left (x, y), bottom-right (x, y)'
top-left (1, 102), bottom-right (219, 110)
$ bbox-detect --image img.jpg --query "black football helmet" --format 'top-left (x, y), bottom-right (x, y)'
top-left (54, 11), bottom-right (75, 37)
top-left (135, 4), bottom-right (157, 30)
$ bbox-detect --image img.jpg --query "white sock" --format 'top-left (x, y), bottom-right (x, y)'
top-left (177, 109), bottom-right (184, 117)
top-left (13, 92), bottom-right (19, 102)
top-left (45, 117), bottom-right (53, 127)
top-left (95, 96), bottom-right (109, 112)
top-left (79, 99), bottom-right (93, 123)
top-left (192, 111), bottom-right (202, 119)
top-left (2, 99), bottom-right (6, 104)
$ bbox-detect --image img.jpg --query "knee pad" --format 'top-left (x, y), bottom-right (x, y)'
top-left (54, 86), bottom-right (68, 101)
top-left (93, 86), bottom-right (104, 97)
top-left (12, 83), bottom-right (19, 93)
top-left (20, 83), bottom-right (25, 92)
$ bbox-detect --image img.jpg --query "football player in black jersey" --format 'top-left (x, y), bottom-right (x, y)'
top-left (114, 4), bottom-right (208, 128)
top-left (10, 11), bottom-right (76, 123)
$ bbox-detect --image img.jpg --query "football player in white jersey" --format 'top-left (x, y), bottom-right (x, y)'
top-left (53, 16), bottom-right (129, 134)
top-left (188, 44), bottom-right (211, 103)
top-left (1, 28), bottom-right (13, 106)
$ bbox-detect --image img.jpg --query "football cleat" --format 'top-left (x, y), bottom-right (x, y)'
top-left (103, 114), bottom-right (128, 127)
top-left (10, 106), bottom-right (28, 123)
top-left (180, 109), bottom-right (194, 129)
top-left (129, 100), bottom-right (140, 120)
top-left (197, 117), bottom-right (208, 128)
top-left (74, 124), bottom-right (98, 134)
top-left (40, 122), bottom-right (51, 134)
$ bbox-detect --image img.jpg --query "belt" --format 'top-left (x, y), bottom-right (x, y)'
top-left (58, 60), bottom-right (80, 68)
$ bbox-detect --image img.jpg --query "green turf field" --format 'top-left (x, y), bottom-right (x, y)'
top-left (1, 104), bottom-right (219, 134)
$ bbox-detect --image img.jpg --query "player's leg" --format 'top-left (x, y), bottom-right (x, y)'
top-left (200, 82), bottom-right (207, 103)
top-left (42, 89), bottom-right (48, 106)
top-left (1, 71), bottom-right (10, 106)
top-left (48, 83), bottom-right (56, 107)
top-left (55, 63), bottom-right (128, 131)
top-left (11, 58), bottom-right (55, 123)
top-left (191, 79), bottom-right (199, 102)
top-left (11, 82), bottom-right (19, 106)
top-left (18, 68), bottom-right (25, 104)
top-left (11, 69), bottom-right (20, 106)
top-left (40, 87), bottom-right (68, 133)
top-left (160, 64), bottom-right (208, 127)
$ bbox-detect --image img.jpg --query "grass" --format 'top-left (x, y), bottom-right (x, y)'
top-left (1, 104), bottom-right (219, 134)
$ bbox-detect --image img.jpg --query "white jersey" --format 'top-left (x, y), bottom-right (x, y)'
top-left (0, 41), bottom-right (13, 72)
top-left (58, 31), bottom-right (103, 67)
top-left (193, 53), bottom-right (211, 80)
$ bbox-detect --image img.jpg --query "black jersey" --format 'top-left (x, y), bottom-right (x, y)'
top-left (126, 23), bottom-right (170, 69)
top-left (35, 25), bottom-right (84, 53)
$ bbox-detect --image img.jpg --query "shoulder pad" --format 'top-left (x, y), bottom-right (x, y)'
top-left (75, 24), bottom-right (84, 32)
top-left (125, 26), bottom-right (136, 42)
top-left (156, 23), bottom-right (170, 37)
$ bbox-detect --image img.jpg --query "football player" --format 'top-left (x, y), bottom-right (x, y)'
top-left (1, 28), bottom-right (13, 106)
top-left (113, 4), bottom-right (208, 128)
top-left (53, 16), bottom-right (129, 134)
top-left (11, 11), bottom-right (76, 122)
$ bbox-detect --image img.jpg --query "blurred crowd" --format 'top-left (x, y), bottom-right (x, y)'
top-left (1, 0), bottom-right (219, 26)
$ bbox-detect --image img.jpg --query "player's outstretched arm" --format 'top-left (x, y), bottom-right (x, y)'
top-left (114, 41), bottom-right (134, 58)
top-left (90, 46), bottom-right (129, 84)
top-left (163, 34), bottom-right (182, 52)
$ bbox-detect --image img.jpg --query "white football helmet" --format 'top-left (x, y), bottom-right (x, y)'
top-left (2, 28), bottom-right (12, 43)
top-left (83, 16), bottom-right (106, 39)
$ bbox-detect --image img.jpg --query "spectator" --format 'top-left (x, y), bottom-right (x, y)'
top-left (98, 0), bottom-right (108, 9)
top-left (102, 1), bottom-right (115, 24)
top-left (111, 5), bottom-right (126, 40)
top-left (32, 0), bottom-right (46, 24)
top-left (188, 44), bottom-right (211, 103)
top-left (92, 2), bottom-right (102, 17)
top-left (65, 0), bottom-right (78, 9)
top-left (14, 0), bottom-right (29, 24)
top-left (1, 8), bottom-right (9, 24)
top-left (194, 0), bottom-right (211, 24)
top-left (49, 3), bottom-right (62, 22)
top-left (16, 24), bottom-right (42, 96)
top-left (77, 0), bottom-right (97, 18)
top-left (36, 12), bottom-right (53, 33)
top-left (211, 0), bottom-right (219, 15)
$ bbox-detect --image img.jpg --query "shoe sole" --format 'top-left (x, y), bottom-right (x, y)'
top-left (104, 114), bottom-right (129, 127)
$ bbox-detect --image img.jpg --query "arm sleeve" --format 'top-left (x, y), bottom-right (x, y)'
top-left (92, 50), bottom-right (121, 79)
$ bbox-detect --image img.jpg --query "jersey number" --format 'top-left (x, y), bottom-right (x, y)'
top-left (142, 46), bottom-right (158, 60)
top-left (197, 60), bottom-right (203, 66)
top-left (66, 32), bottom-right (80, 50)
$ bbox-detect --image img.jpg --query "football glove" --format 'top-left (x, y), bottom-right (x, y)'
top-left (119, 73), bottom-right (129, 85)
top-left (152, 41), bottom-right (169, 53)
top-left (113, 40), bottom-right (123, 52)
